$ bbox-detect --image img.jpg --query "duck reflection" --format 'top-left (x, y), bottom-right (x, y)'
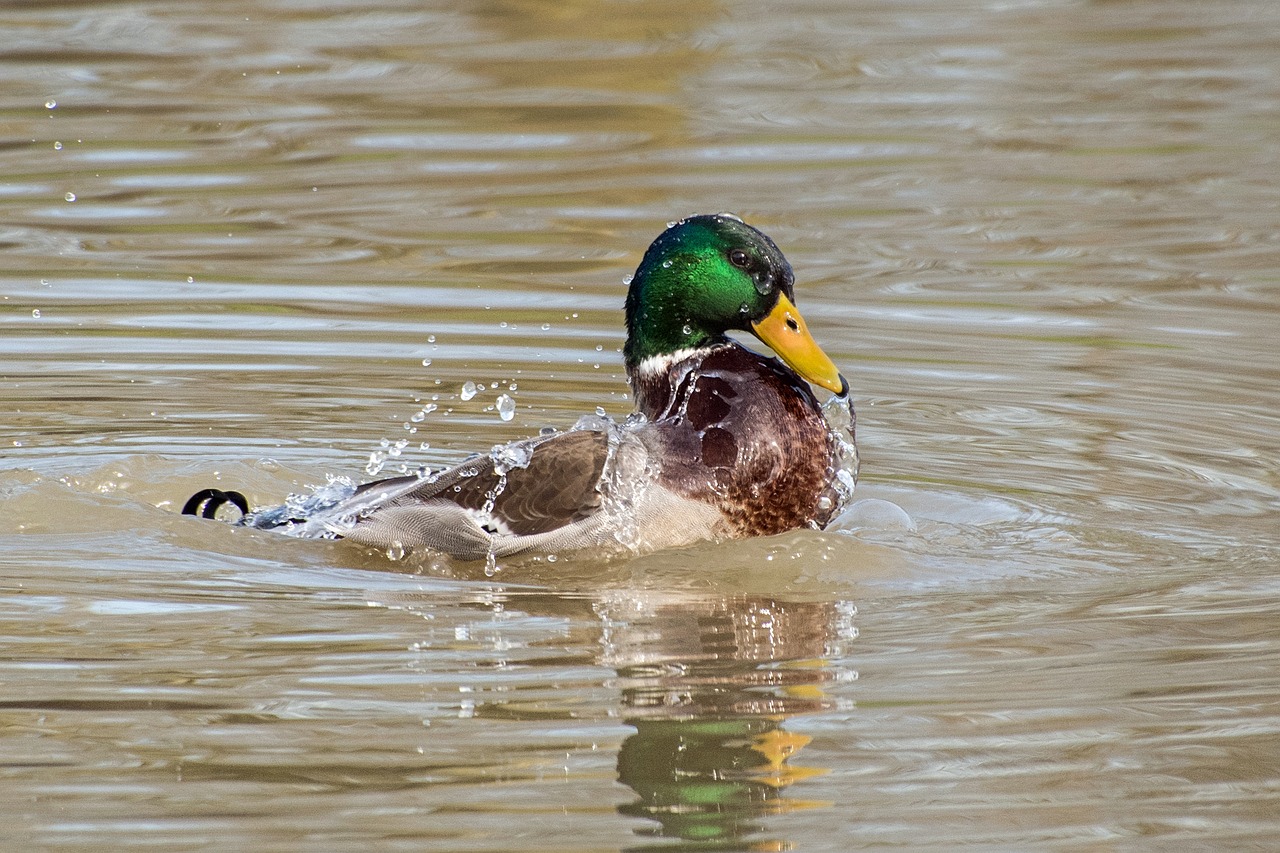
top-left (596, 594), bottom-right (856, 850)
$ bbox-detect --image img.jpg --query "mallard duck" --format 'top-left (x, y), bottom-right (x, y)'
top-left (183, 214), bottom-right (857, 560)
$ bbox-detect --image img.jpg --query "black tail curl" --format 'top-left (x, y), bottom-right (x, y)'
top-left (182, 488), bottom-right (250, 520)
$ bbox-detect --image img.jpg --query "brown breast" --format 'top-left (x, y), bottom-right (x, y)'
top-left (633, 343), bottom-right (841, 537)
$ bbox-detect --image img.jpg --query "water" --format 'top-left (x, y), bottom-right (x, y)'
top-left (2, 0), bottom-right (1279, 849)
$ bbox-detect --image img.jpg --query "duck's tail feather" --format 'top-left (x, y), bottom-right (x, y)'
top-left (182, 488), bottom-right (250, 520)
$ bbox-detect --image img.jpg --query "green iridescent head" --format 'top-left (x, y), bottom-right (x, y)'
top-left (623, 214), bottom-right (845, 394)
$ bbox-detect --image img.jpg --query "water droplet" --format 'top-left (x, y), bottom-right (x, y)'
top-left (410, 410), bottom-right (426, 423)
top-left (64, 192), bottom-right (76, 202)
top-left (419, 441), bottom-right (431, 451)
top-left (496, 394), bottom-right (515, 421)
top-left (460, 381), bottom-right (478, 401)
top-left (546, 554), bottom-right (557, 563)
top-left (52, 141), bottom-right (62, 150)
top-left (595, 406), bottom-right (606, 417)
top-left (595, 344), bottom-right (603, 352)
top-left (366, 450), bottom-right (387, 476)
top-left (31, 309), bottom-right (41, 318)
top-left (423, 403), bottom-right (438, 414)
top-left (622, 274), bottom-right (634, 285)
top-left (187, 276), bottom-right (195, 283)
top-left (499, 321), bottom-right (508, 328)
top-left (540, 323), bottom-right (551, 331)
top-left (385, 541), bottom-right (406, 561)
top-left (39, 279), bottom-right (49, 287)
top-left (572, 313), bottom-right (578, 318)
top-left (427, 334), bottom-right (436, 343)
top-left (682, 324), bottom-right (692, 336)
top-left (661, 259), bottom-right (673, 268)
top-left (45, 99), bottom-right (56, 109)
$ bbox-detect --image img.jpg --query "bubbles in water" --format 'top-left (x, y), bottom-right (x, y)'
top-left (837, 499), bottom-right (916, 533)
top-left (496, 394), bottom-right (515, 421)
top-left (64, 192), bottom-right (76, 202)
top-left (460, 381), bottom-right (478, 401)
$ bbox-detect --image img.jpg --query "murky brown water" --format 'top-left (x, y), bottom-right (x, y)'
top-left (3, 0), bottom-right (1279, 849)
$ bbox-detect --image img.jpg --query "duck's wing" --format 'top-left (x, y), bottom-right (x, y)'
top-left (341, 429), bottom-right (610, 560)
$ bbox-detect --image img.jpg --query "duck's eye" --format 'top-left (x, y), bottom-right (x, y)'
top-left (728, 249), bottom-right (750, 268)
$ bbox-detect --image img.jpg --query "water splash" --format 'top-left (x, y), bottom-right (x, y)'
top-left (821, 392), bottom-right (859, 515)
top-left (478, 439), bottom-right (538, 575)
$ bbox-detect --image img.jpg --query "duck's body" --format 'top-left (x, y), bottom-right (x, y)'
top-left (185, 214), bottom-right (856, 560)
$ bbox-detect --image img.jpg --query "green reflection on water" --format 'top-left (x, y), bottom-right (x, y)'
top-left (602, 595), bottom-right (851, 850)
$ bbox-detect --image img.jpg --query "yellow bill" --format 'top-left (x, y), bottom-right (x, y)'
top-left (751, 293), bottom-right (848, 395)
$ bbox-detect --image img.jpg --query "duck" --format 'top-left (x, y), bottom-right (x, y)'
top-left (182, 214), bottom-right (857, 561)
